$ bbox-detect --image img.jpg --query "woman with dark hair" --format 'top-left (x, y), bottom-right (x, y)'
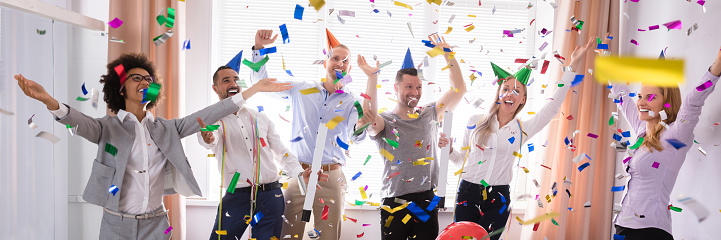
top-left (612, 49), bottom-right (721, 240)
top-left (15, 53), bottom-right (289, 240)
top-left (437, 37), bottom-right (595, 239)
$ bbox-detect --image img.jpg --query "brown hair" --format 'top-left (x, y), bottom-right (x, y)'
top-left (641, 86), bottom-right (682, 152)
top-left (212, 65), bottom-right (233, 85)
top-left (395, 68), bottom-right (418, 84)
top-left (472, 77), bottom-right (528, 147)
top-left (100, 53), bottom-right (164, 113)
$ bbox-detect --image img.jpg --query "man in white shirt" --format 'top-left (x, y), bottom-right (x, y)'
top-left (198, 65), bottom-right (329, 240)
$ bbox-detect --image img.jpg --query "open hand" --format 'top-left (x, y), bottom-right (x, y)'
top-left (567, 36), bottom-right (596, 71)
top-left (197, 117), bottom-right (215, 144)
top-left (15, 74), bottom-right (50, 102)
top-left (254, 29), bottom-right (278, 50)
top-left (252, 78), bottom-right (292, 92)
top-left (356, 109), bottom-right (374, 129)
top-left (357, 54), bottom-right (380, 77)
top-left (303, 168), bottom-right (329, 185)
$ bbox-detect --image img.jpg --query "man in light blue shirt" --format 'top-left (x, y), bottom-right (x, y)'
top-left (247, 29), bottom-right (371, 240)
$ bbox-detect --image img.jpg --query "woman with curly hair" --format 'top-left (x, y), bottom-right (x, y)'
top-left (15, 53), bottom-right (289, 240)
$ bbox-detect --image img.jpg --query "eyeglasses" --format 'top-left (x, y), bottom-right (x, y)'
top-left (126, 74), bottom-right (156, 84)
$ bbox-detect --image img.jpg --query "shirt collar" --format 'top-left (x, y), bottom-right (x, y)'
top-left (117, 109), bottom-right (155, 123)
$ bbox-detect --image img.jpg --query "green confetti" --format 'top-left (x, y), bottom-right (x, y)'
top-left (227, 172), bottom-right (241, 193)
top-left (354, 200), bottom-right (367, 206)
top-left (353, 122), bottom-right (371, 136)
top-left (384, 138), bottom-right (399, 148)
top-left (354, 101), bottom-right (363, 120)
top-left (629, 137), bottom-right (644, 149)
top-left (551, 218), bottom-right (559, 226)
top-left (242, 55), bottom-right (269, 72)
top-left (669, 206), bottom-right (682, 212)
top-left (693, 140), bottom-right (700, 144)
top-left (363, 155), bottom-right (372, 165)
top-left (201, 125), bottom-right (220, 131)
top-left (142, 82), bottom-right (161, 103)
top-left (105, 143), bottom-right (118, 156)
top-left (76, 96), bottom-right (90, 101)
top-left (66, 124), bottom-right (73, 129)
top-left (37, 29), bottom-right (46, 35)
top-left (480, 179), bottom-right (489, 187)
top-left (558, 84), bottom-right (565, 87)
top-left (165, 7), bottom-right (175, 28)
top-left (236, 79), bottom-right (248, 88)
top-left (609, 115), bottom-right (615, 125)
top-left (597, 37), bottom-right (602, 44)
top-left (285, 105), bottom-right (291, 112)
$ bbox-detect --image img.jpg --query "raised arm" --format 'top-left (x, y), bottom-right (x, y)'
top-left (249, 29), bottom-right (295, 100)
top-left (666, 48), bottom-right (721, 143)
top-left (16, 74), bottom-right (104, 143)
top-left (430, 34), bottom-right (467, 122)
top-left (356, 54), bottom-right (385, 137)
top-left (196, 117), bottom-right (220, 149)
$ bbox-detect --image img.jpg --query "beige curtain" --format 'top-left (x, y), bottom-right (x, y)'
top-left (523, 0), bottom-right (619, 239)
top-left (108, 0), bottom-right (186, 239)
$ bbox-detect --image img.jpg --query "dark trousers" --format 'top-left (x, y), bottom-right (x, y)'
top-left (615, 225), bottom-right (674, 240)
top-left (209, 188), bottom-right (285, 240)
top-left (454, 180), bottom-right (511, 240)
top-left (380, 190), bottom-right (440, 240)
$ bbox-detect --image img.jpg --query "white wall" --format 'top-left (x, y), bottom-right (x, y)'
top-left (620, 1), bottom-right (721, 239)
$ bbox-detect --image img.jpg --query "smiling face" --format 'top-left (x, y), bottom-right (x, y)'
top-left (636, 85), bottom-right (665, 122)
top-left (394, 73), bottom-right (423, 108)
top-left (497, 77), bottom-right (527, 116)
top-left (212, 68), bottom-right (241, 100)
top-left (325, 46), bottom-right (351, 82)
top-left (121, 68), bottom-right (153, 107)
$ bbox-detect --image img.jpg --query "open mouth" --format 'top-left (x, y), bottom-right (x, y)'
top-left (407, 97), bottom-right (418, 105)
top-left (639, 108), bottom-right (649, 113)
top-left (227, 88), bottom-right (239, 96)
top-left (504, 100), bottom-right (514, 108)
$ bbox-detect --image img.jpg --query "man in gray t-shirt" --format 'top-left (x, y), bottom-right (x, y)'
top-left (356, 34), bottom-right (466, 240)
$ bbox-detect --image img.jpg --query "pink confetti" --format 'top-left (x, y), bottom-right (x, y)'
top-left (360, 93), bottom-right (371, 100)
top-left (165, 226), bottom-right (173, 234)
top-left (697, 0), bottom-right (706, 6)
top-left (108, 17), bottom-right (123, 29)
top-left (664, 103), bottom-right (671, 108)
top-left (649, 25), bottom-right (660, 31)
top-left (587, 133), bottom-right (599, 138)
top-left (363, 224), bottom-right (372, 227)
top-left (648, 94), bottom-right (655, 102)
top-left (630, 39), bottom-right (639, 46)
top-left (335, 90), bottom-right (345, 94)
top-left (695, 80), bottom-right (713, 92)
top-left (623, 157), bottom-right (632, 164)
top-left (637, 29), bottom-right (646, 32)
top-left (652, 162), bottom-right (660, 168)
top-left (663, 20), bottom-right (682, 30)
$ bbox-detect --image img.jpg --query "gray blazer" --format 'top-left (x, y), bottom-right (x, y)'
top-left (55, 98), bottom-right (240, 211)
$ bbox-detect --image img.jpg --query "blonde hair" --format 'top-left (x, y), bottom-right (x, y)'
top-left (641, 86), bottom-right (682, 152)
top-left (472, 77), bottom-right (528, 147)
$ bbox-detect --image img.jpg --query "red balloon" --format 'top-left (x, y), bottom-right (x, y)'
top-left (436, 221), bottom-right (489, 240)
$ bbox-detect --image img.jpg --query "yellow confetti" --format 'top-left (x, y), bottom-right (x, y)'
top-left (517, 212), bottom-right (560, 225)
top-left (454, 168), bottom-right (464, 176)
top-left (513, 151), bottom-right (523, 158)
top-left (401, 214), bottom-right (412, 224)
top-left (360, 186), bottom-right (368, 199)
top-left (325, 116), bottom-right (346, 130)
top-left (378, 107), bottom-right (387, 113)
top-left (468, 14), bottom-right (476, 17)
top-left (413, 160), bottom-right (428, 166)
top-left (595, 56), bottom-right (684, 87)
top-left (426, 47), bottom-right (445, 58)
top-left (461, 146), bottom-right (470, 150)
top-left (444, 27), bottom-right (453, 34)
top-left (439, 103), bottom-right (445, 108)
top-left (407, 113), bottom-right (419, 119)
top-left (270, 237), bottom-right (278, 240)
top-left (469, 73), bottom-right (477, 81)
top-left (460, 59), bottom-right (465, 63)
top-left (321, 77), bottom-right (327, 82)
top-left (542, 84), bottom-right (547, 89)
top-left (441, 65), bottom-right (451, 71)
top-left (448, 52), bottom-right (456, 59)
top-left (300, 87), bottom-right (321, 95)
top-left (381, 202), bottom-right (410, 213)
top-left (527, 112), bottom-right (536, 115)
top-left (207, 154), bottom-right (215, 157)
top-left (465, 25), bottom-right (475, 32)
top-left (309, 0), bottom-right (326, 11)
top-left (384, 216), bottom-right (394, 227)
top-left (427, 0), bottom-right (442, 5)
top-left (388, 98), bottom-right (399, 103)
top-left (370, 202), bottom-right (380, 206)
top-left (283, 182), bottom-right (288, 189)
top-left (482, 189), bottom-right (487, 200)
top-left (376, 84), bottom-right (382, 89)
top-left (522, 167), bottom-right (529, 173)
top-left (393, 1), bottom-right (413, 10)
top-left (215, 230), bottom-right (227, 235)
top-left (546, 195), bottom-right (551, 203)
top-left (380, 148), bottom-right (395, 161)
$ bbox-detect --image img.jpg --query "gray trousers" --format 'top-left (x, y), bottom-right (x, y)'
top-left (99, 209), bottom-right (171, 240)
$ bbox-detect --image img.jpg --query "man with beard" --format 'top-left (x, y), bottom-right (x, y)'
top-left (356, 34), bottom-right (466, 240)
top-left (197, 66), bottom-right (331, 240)
top-left (247, 29), bottom-right (373, 240)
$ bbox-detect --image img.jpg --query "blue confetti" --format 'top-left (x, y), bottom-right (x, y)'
top-left (499, 204), bottom-right (507, 214)
top-left (290, 136), bottom-right (303, 142)
top-left (611, 186), bottom-right (625, 192)
top-left (571, 75), bottom-right (585, 87)
top-left (628, 92), bottom-right (636, 97)
top-left (613, 234), bottom-right (624, 240)
top-left (279, 24), bottom-right (290, 44)
top-left (564, 137), bottom-right (570, 145)
top-left (528, 143), bottom-right (535, 152)
top-left (108, 185), bottom-right (119, 196)
top-left (597, 44), bottom-right (609, 49)
top-left (613, 134), bottom-right (622, 141)
top-left (578, 162), bottom-right (590, 172)
top-left (351, 171), bottom-right (362, 181)
top-left (293, 4), bottom-right (304, 20)
top-left (257, 106), bottom-right (264, 112)
top-left (250, 211), bottom-right (264, 227)
top-left (336, 136), bottom-right (349, 150)
top-left (467, 124), bottom-right (476, 130)
top-left (621, 131), bottom-right (631, 138)
top-left (508, 136), bottom-right (515, 144)
top-left (666, 139), bottom-right (687, 149)
top-left (81, 82), bottom-right (88, 95)
top-left (258, 46), bottom-right (277, 56)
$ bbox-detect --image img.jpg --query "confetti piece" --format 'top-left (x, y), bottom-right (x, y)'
top-left (353, 122), bottom-right (371, 136)
top-left (387, 172), bottom-right (401, 179)
top-left (508, 136), bottom-right (515, 144)
top-left (652, 162), bottom-right (660, 168)
top-left (613, 234), bottom-right (625, 240)
top-left (250, 212), bottom-right (264, 226)
top-left (666, 139), bottom-right (686, 149)
top-left (517, 212), bottom-right (560, 225)
top-left (465, 25), bottom-right (475, 32)
top-left (630, 39), bottom-right (639, 46)
top-left (153, 30), bottom-right (174, 46)
top-left (629, 137), bottom-right (644, 149)
top-left (164, 226), bottom-right (172, 234)
top-left (384, 216), bottom-right (394, 227)
top-left (669, 205), bottom-right (682, 212)
top-left (108, 17), bottom-right (123, 29)
top-left (227, 172), bottom-right (241, 193)
top-left (380, 148), bottom-right (395, 161)
top-left (351, 172), bottom-right (362, 181)
top-left (384, 138), bottom-right (399, 148)
top-left (105, 143), bottom-right (118, 156)
top-left (320, 205), bottom-right (330, 220)
top-left (215, 230), bottom-right (227, 235)
top-left (382, 202), bottom-right (410, 214)
top-left (37, 29), bottom-right (46, 35)
top-left (0, 108), bottom-right (13, 115)
top-left (108, 185), bottom-right (119, 196)
top-left (695, 80), bottom-right (713, 92)
top-left (578, 162), bottom-right (590, 172)
top-left (258, 46), bottom-right (277, 56)
top-left (587, 133), bottom-right (598, 138)
top-left (290, 136), bottom-right (303, 142)
top-left (336, 136), bottom-right (349, 150)
top-left (663, 20), bottom-right (682, 30)
top-left (279, 24), bottom-right (290, 44)
top-left (141, 83), bottom-right (161, 103)
top-left (407, 113), bottom-right (419, 118)
top-left (394, 1), bottom-right (413, 10)
top-left (300, 87), bottom-right (321, 95)
top-left (426, 47), bottom-right (445, 58)
top-left (242, 55), bottom-right (270, 72)
top-left (294, 4), bottom-right (305, 20)
top-left (360, 93), bottom-right (371, 100)
top-left (444, 27), bottom-right (453, 34)
top-left (611, 186), bottom-right (625, 192)
top-left (326, 116), bottom-right (346, 130)
top-left (309, 0), bottom-right (325, 11)
top-left (595, 56), bottom-right (683, 87)
top-left (182, 39), bottom-right (191, 50)
top-left (201, 125), bottom-right (219, 131)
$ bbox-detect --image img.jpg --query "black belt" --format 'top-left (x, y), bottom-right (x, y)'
top-left (237, 181), bottom-right (282, 193)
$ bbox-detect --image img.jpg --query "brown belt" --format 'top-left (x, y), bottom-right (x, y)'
top-left (300, 163), bottom-right (341, 171)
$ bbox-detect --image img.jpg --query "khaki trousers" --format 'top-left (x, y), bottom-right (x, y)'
top-left (282, 168), bottom-right (347, 240)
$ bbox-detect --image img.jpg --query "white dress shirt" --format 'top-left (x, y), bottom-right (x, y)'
top-left (197, 106), bottom-right (304, 188)
top-left (449, 71), bottom-right (575, 186)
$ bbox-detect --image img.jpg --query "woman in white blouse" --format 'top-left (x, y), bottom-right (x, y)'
top-left (438, 37), bottom-right (595, 238)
